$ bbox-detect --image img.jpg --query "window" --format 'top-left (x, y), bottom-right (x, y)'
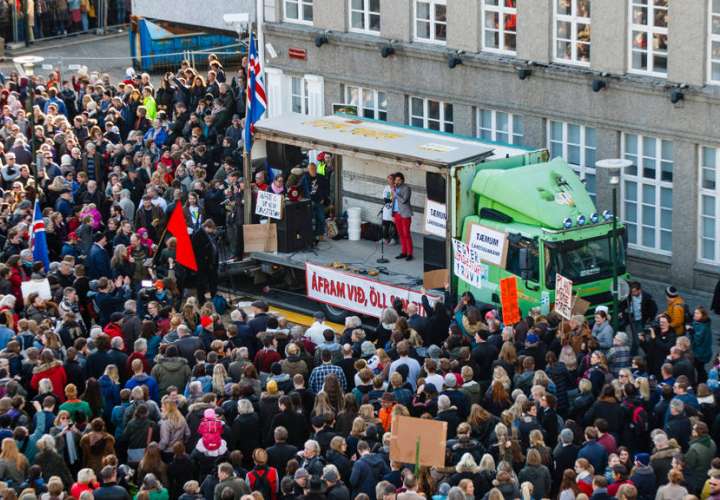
top-left (345, 86), bottom-right (387, 120)
top-left (291, 77), bottom-right (309, 114)
top-left (622, 133), bottom-right (673, 254)
top-left (415, 0), bottom-right (447, 43)
top-left (409, 97), bottom-right (453, 132)
top-left (554, 0), bottom-right (591, 65)
top-left (482, 0), bottom-right (517, 54)
top-left (284, 0), bottom-right (313, 23)
top-left (477, 109), bottom-right (523, 144)
top-left (350, 0), bottom-right (380, 33)
top-left (698, 146), bottom-right (720, 262)
top-left (629, 0), bottom-right (668, 76)
top-left (710, 0), bottom-right (720, 83)
top-left (548, 121), bottom-right (597, 203)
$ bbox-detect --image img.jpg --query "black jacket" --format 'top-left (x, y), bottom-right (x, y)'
top-left (94, 483), bottom-right (131, 500)
top-left (267, 442), bottom-right (299, 473)
top-left (267, 410), bottom-right (308, 448)
top-left (621, 291), bottom-right (658, 328)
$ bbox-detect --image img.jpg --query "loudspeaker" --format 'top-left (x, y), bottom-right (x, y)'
top-left (361, 222), bottom-right (382, 242)
top-left (266, 141), bottom-right (306, 171)
top-left (426, 172), bottom-right (446, 203)
top-left (423, 235), bottom-right (446, 272)
top-left (277, 200), bottom-right (314, 252)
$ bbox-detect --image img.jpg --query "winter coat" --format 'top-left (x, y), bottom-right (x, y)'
top-left (267, 409), bottom-right (307, 448)
top-left (349, 453), bottom-right (389, 500)
top-left (151, 356), bottom-right (191, 396)
top-left (650, 441), bottom-right (682, 487)
top-left (691, 319), bottom-right (713, 364)
top-left (79, 431), bottom-right (116, 476)
top-left (685, 434), bottom-right (717, 494)
top-left (630, 464), bottom-right (656, 500)
top-left (546, 361), bottom-right (573, 412)
top-left (665, 413), bottom-right (692, 451)
top-left (591, 321), bottom-right (614, 351)
top-left (518, 463), bottom-right (552, 500)
top-left (30, 360), bottom-right (67, 402)
top-left (656, 483), bottom-right (688, 500)
top-left (35, 449), bottom-right (73, 487)
top-left (578, 439), bottom-right (608, 473)
top-left (665, 296), bottom-right (686, 335)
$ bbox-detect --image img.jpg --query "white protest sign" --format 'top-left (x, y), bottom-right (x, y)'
top-left (306, 263), bottom-right (434, 319)
top-left (555, 273), bottom-right (573, 319)
top-left (452, 239), bottom-right (488, 289)
top-left (21, 278), bottom-right (52, 301)
top-left (255, 190), bottom-right (283, 220)
top-left (468, 224), bottom-right (508, 267)
top-left (424, 200), bottom-right (447, 237)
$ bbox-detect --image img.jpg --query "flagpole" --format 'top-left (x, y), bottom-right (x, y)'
top-left (242, 30), bottom-right (254, 226)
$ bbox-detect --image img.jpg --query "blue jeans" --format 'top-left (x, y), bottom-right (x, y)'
top-left (311, 201), bottom-right (325, 236)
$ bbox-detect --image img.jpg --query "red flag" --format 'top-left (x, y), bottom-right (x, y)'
top-left (167, 203), bottom-right (198, 271)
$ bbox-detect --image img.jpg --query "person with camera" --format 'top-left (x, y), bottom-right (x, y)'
top-left (620, 281), bottom-right (658, 355)
top-left (639, 313), bottom-right (677, 377)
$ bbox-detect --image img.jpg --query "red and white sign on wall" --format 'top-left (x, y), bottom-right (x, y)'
top-left (306, 263), bottom-right (430, 319)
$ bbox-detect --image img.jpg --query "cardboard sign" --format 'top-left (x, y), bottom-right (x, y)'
top-left (555, 274), bottom-right (573, 319)
top-left (423, 269), bottom-right (448, 290)
top-left (306, 263), bottom-right (432, 319)
top-left (21, 278), bottom-right (52, 301)
top-left (389, 415), bottom-right (447, 468)
top-left (452, 239), bottom-right (489, 289)
top-left (499, 276), bottom-right (521, 325)
top-left (424, 200), bottom-right (447, 237)
top-left (572, 296), bottom-right (590, 316)
top-left (255, 191), bottom-right (283, 220)
top-left (468, 223), bottom-right (508, 268)
top-left (243, 223), bottom-right (277, 252)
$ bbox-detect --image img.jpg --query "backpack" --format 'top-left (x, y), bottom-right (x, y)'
top-left (250, 468), bottom-right (274, 499)
top-left (628, 403), bottom-right (649, 433)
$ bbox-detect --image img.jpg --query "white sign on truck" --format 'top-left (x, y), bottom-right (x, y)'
top-left (468, 223), bottom-right (508, 268)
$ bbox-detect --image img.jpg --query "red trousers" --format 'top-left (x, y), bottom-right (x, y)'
top-left (393, 213), bottom-right (413, 256)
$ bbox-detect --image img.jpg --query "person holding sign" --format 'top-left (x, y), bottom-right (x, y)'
top-left (301, 163), bottom-right (330, 240)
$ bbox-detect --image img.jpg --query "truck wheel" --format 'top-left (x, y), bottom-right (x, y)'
top-left (322, 303), bottom-right (350, 323)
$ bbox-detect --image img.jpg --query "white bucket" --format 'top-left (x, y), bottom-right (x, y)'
top-left (348, 228), bottom-right (361, 241)
top-left (347, 207), bottom-right (362, 220)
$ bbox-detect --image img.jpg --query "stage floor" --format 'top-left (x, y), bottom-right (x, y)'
top-left (252, 235), bottom-right (424, 288)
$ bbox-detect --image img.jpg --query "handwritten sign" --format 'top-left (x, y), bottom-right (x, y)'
top-left (255, 190), bottom-right (283, 220)
top-left (555, 273), bottom-right (573, 319)
top-left (424, 200), bottom-right (447, 237)
top-left (306, 263), bottom-right (434, 319)
top-left (500, 276), bottom-right (521, 325)
top-left (452, 239), bottom-right (488, 289)
top-left (468, 223), bottom-right (508, 268)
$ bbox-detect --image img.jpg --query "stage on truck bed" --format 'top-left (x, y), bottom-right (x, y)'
top-left (251, 235), bottom-right (425, 289)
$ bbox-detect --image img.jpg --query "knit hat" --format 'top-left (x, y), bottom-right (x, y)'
top-left (200, 316), bottom-right (213, 329)
top-left (665, 286), bottom-right (679, 298)
top-left (427, 345), bottom-right (442, 359)
top-left (203, 408), bottom-right (216, 420)
top-left (526, 333), bottom-right (539, 344)
top-left (294, 468), bottom-right (309, 480)
top-left (381, 392), bottom-right (396, 403)
top-left (438, 483), bottom-right (451, 495)
top-left (266, 379), bottom-right (278, 394)
top-left (444, 373), bottom-right (457, 388)
top-left (634, 452), bottom-right (650, 466)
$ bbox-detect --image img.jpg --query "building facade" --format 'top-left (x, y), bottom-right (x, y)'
top-left (260, 0), bottom-right (720, 291)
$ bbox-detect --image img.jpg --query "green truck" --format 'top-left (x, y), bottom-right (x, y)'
top-left (457, 157), bottom-right (627, 318)
top-left (249, 114), bottom-right (626, 321)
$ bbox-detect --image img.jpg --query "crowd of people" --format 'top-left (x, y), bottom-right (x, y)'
top-left (0, 0), bottom-right (129, 46)
top-left (0, 54), bottom-right (717, 500)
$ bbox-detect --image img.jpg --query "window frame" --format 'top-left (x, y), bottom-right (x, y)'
top-left (481, 0), bottom-right (518, 55)
top-left (409, 96), bottom-right (454, 133)
top-left (476, 108), bottom-right (524, 145)
top-left (344, 85), bottom-right (388, 121)
top-left (698, 146), bottom-right (720, 264)
top-left (553, 0), bottom-right (591, 67)
top-left (709, 0), bottom-right (720, 84)
top-left (349, 0), bottom-right (381, 34)
top-left (291, 76), bottom-right (310, 115)
top-left (547, 120), bottom-right (597, 202)
top-left (284, 0), bottom-right (313, 24)
top-left (628, 0), bottom-right (669, 77)
top-left (413, 0), bottom-right (448, 45)
top-left (621, 133), bottom-right (674, 255)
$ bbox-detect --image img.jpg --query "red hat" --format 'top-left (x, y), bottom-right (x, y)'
top-left (317, 152), bottom-right (326, 161)
top-left (67, 232), bottom-right (78, 240)
top-left (200, 316), bottom-right (213, 329)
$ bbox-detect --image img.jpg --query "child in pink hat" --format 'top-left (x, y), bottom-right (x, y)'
top-left (196, 408), bottom-right (227, 456)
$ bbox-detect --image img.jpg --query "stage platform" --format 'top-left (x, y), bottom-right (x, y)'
top-left (251, 236), bottom-right (425, 289)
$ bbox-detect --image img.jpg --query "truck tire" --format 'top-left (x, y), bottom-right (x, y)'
top-left (322, 303), bottom-right (350, 323)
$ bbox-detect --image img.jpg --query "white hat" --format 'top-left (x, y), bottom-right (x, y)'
top-left (125, 67), bottom-right (136, 78)
top-left (61, 154), bottom-right (72, 167)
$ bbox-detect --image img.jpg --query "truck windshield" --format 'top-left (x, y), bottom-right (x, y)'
top-left (545, 234), bottom-right (626, 288)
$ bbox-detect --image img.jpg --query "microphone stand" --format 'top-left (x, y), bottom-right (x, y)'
top-left (377, 208), bottom-right (389, 264)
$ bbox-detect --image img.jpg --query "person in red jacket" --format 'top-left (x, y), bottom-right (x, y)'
top-left (103, 312), bottom-right (124, 340)
top-left (30, 350), bottom-right (68, 402)
top-left (247, 448), bottom-right (279, 500)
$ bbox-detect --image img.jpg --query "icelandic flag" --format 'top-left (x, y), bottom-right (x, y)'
top-left (244, 31), bottom-right (267, 153)
top-left (30, 200), bottom-right (49, 272)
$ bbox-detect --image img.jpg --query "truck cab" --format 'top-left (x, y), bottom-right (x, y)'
top-left (457, 157), bottom-right (627, 317)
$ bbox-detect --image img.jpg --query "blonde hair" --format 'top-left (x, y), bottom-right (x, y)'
top-left (104, 364), bottom-right (120, 384)
top-left (212, 364), bottom-right (228, 396)
top-left (162, 398), bottom-right (185, 427)
top-left (0, 438), bottom-right (27, 471)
